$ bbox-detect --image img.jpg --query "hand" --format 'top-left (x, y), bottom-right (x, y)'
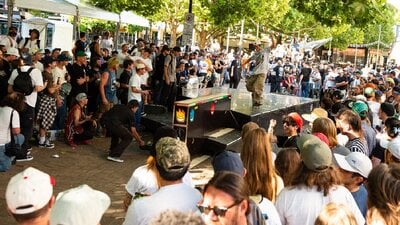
top-left (142, 90), bottom-right (149, 95)
top-left (269, 119), bottom-right (277, 129)
top-left (102, 99), bottom-right (109, 105)
top-left (56, 98), bottom-right (63, 108)
top-left (139, 140), bottom-right (145, 146)
top-left (86, 115), bottom-right (93, 121)
top-left (92, 120), bottom-right (97, 128)
top-left (165, 79), bottom-right (170, 85)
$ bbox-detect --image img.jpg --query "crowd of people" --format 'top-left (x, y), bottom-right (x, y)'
top-left (1, 25), bottom-right (400, 225)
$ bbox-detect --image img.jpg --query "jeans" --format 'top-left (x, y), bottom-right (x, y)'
top-left (1, 134), bottom-right (24, 171)
top-left (52, 99), bottom-right (67, 130)
top-left (134, 101), bottom-right (143, 130)
top-left (301, 82), bottom-right (312, 98)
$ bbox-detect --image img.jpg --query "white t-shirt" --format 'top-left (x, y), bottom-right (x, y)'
top-left (250, 195), bottom-right (282, 225)
top-left (0, 36), bottom-right (17, 48)
top-left (324, 72), bottom-right (337, 89)
top-left (33, 61), bottom-right (44, 72)
top-left (128, 73), bottom-right (142, 102)
top-left (275, 185), bottom-right (365, 225)
top-left (131, 56), bottom-right (153, 86)
top-left (100, 38), bottom-right (113, 52)
top-left (123, 183), bottom-right (202, 225)
top-left (8, 66), bottom-right (43, 107)
top-left (125, 165), bottom-right (194, 196)
top-left (52, 66), bottom-right (67, 84)
top-left (367, 100), bottom-right (381, 129)
top-left (0, 107), bottom-right (20, 145)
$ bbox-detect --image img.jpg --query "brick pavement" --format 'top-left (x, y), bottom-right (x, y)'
top-left (0, 133), bottom-right (214, 225)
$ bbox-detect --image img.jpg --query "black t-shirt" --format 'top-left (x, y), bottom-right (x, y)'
top-left (70, 63), bottom-right (87, 96)
top-left (300, 67), bottom-right (312, 82)
top-left (154, 54), bottom-right (166, 80)
top-left (335, 76), bottom-right (347, 90)
top-left (0, 59), bottom-right (12, 100)
top-left (75, 40), bottom-right (86, 54)
top-left (87, 68), bottom-right (101, 97)
top-left (103, 104), bottom-right (135, 129)
top-left (119, 70), bottom-right (132, 99)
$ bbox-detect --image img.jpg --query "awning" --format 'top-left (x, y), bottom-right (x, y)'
top-left (15, 0), bottom-right (119, 22)
top-left (15, 0), bottom-right (77, 16)
top-left (120, 11), bottom-right (150, 28)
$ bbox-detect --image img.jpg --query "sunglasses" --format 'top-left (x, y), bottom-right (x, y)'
top-left (197, 201), bottom-right (239, 217)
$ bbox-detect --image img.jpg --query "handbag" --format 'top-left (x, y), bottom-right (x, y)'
top-left (5, 110), bottom-right (21, 157)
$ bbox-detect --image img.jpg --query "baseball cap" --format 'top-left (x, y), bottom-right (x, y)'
top-left (288, 112), bottom-right (303, 130)
top-left (6, 47), bottom-right (20, 58)
top-left (387, 136), bottom-right (400, 160)
top-left (386, 78), bottom-right (395, 85)
top-left (136, 63), bottom-right (146, 69)
top-left (50, 184), bottom-right (111, 225)
top-left (313, 132), bottom-right (330, 146)
top-left (364, 87), bottom-right (375, 96)
top-left (334, 152), bottom-right (372, 178)
top-left (302, 108), bottom-right (328, 123)
top-left (155, 137), bottom-right (190, 174)
top-left (351, 101), bottom-right (368, 118)
top-left (75, 93), bottom-right (87, 101)
top-left (212, 150), bottom-right (245, 176)
top-left (392, 86), bottom-right (400, 95)
top-left (76, 51), bottom-right (87, 57)
top-left (57, 54), bottom-right (70, 61)
top-left (6, 167), bottom-right (55, 214)
top-left (297, 134), bottom-right (332, 172)
top-left (30, 48), bottom-right (45, 55)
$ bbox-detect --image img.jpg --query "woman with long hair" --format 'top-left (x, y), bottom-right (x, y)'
top-left (274, 148), bottom-right (301, 186)
top-left (312, 117), bottom-right (351, 156)
top-left (366, 163), bottom-right (400, 225)
top-left (241, 128), bottom-right (283, 202)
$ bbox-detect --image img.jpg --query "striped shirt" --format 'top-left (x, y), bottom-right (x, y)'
top-left (345, 138), bottom-right (369, 155)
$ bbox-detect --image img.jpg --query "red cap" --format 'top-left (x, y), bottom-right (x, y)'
top-left (288, 112), bottom-right (303, 131)
top-left (313, 132), bottom-right (330, 146)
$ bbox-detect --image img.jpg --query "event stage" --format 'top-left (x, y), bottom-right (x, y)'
top-left (142, 87), bottom-right (318, 154)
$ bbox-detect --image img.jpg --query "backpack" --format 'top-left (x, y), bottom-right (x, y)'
top-left (13, 67), bottom-right (34, 95)
top-left (23, 38), bottom-right (40, 49)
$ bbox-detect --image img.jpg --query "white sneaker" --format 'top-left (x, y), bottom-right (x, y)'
top-left (107, 156), bottom-right (124, 163)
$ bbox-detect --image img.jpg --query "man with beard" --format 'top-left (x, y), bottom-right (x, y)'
top-left (1, 26), bottom-right (18, 49)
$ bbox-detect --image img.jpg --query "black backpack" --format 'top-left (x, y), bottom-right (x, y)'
top-left (13, 67), bottom-right (34, 95)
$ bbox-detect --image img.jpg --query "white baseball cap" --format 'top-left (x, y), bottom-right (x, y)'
top-left (50, 184), bottom-right (111, 225)
top-left (387, 137), bottom-right (400, 160)
top-left (6, 167), bottom-right (55, 214)
top-left (334, 152), bottom-right (372, 178)
top-left (6, 47), bottom-right (20, 58)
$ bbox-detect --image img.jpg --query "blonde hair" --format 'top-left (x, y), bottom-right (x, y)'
top-left (314, 203), bottom-right (358, 225)
top-left (241, 128), bottom-right (279, 202)
top-left (241, 122), bottom-right (259, 139)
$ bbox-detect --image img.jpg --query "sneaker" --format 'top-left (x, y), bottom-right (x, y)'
top-left (107, 156), bottom-right (124, 163)
top-left (26, 145), bottom-right (33, 151)
top-left (38, 142), bottom-right (55, 149)
top-left (141, 111), bottom-right (147, 117)
top-left (16, 155), bottom-right (34, 162)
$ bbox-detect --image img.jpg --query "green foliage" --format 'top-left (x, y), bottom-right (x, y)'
top-left (89, 0), bottom-right (161, 15)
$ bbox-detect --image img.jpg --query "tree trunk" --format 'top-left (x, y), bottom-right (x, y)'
top-left (170, 25), bottom-right (178, 47)
top-left (199, 30), bottom-right (207, 49)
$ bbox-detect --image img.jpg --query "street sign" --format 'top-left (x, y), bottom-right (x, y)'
top-left (182, 13), bottom-right (194, 47)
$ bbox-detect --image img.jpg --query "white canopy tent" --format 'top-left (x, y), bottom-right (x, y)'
top-left (15, 0), bottom-right (119, 22)
top-left (120, 10), bottom-right (149, 28)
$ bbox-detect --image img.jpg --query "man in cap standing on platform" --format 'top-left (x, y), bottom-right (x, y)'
top-left (243, 40), bottom-right (271, 106)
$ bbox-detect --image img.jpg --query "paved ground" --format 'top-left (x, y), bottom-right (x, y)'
top-left (0, 133), bottom-right (214, 225)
